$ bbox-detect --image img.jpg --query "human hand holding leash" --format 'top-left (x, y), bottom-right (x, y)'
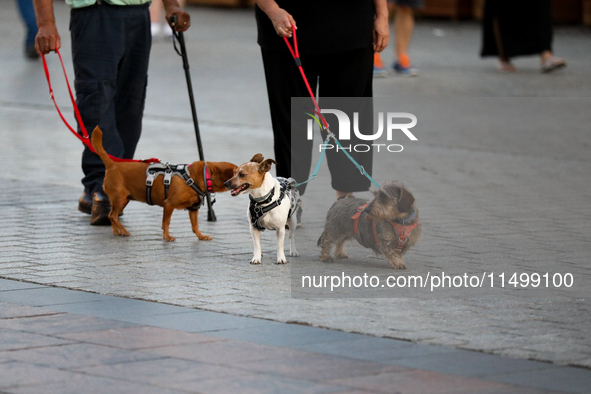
top-left (32, 0), bottom-right (61, 55)
top-left (164, 0), bottom-right (190, 32)
top-left (256, 0), bottom-right (296, 37)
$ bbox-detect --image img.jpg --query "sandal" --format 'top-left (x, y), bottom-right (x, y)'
top-left (542, 57), bottom-right (566, 73)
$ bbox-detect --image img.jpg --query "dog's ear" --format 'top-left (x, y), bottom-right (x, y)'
top-left (258, 158), bottom-right (277, 174)
top-left (250, 154), bottom-right (264, 163)
top-left (397, 187), bottom-right (415, 213)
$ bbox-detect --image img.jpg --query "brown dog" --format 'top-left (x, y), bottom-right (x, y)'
top-left (318, 181), bottom-right (421, 269)
top-left (91, 126), bottom-right (237, 241)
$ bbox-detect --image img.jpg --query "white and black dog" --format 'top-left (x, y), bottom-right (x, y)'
top-left (225, 154), bottom-right (300, 264)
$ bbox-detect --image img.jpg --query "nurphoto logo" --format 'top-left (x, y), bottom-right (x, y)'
top-left (305, 109), bottom-right (418, 153)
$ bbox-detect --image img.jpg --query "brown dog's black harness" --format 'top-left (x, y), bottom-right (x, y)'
top-left (145, 162), bottom-right (215, 210)
top-left (351, 203), bottom-right (418, 252)
top-left (249, 177), bottom-right (299, 231)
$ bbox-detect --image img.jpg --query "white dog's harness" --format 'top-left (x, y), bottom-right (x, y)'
top-left (145, 162), bottom-right (215, 210)
top-left (249, 177), bottom-right (299, 231)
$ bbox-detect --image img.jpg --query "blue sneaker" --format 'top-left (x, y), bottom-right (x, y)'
top-left (373, 53), bottom-right (388, 78)
top-left (373, 65), bottom-right (388, 78)
top-left (393, 62), bottom-right (418, 77)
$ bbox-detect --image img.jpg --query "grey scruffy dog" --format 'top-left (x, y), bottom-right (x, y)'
top-left (318, 181), bottom-right (421, 269)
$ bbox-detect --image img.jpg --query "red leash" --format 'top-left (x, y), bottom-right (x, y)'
top-left (283, 26), bottom-right (328, 131)
top-left (282, 25), bottom-right (382, 189)
top-left (41, 50), bottom-right (158, 164)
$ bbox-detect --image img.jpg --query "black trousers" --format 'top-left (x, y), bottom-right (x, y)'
top-left (70, 2), bottom-right (151, 195)
top-left (261, 46), bottom-right (374, 195)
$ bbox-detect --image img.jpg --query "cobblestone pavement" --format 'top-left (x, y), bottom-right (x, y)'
top-left (2, 0), bottom-right (591, 375)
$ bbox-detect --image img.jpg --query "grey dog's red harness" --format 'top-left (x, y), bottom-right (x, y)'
top-left (351, 203), bottom-right (418, 252)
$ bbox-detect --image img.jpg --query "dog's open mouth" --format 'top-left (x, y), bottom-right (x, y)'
top-left (231, 183), bottom-right (250, 196)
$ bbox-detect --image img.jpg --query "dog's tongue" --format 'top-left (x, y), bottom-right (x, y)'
top-left (231, 185), bottom-right (243, 196)
top-left (231, 184), bottom-right (249, 196)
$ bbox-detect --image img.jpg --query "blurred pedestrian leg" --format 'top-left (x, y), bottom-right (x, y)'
top-left (481, 0), bottom-right (566, 73)
top-left (15, 0), bottom-right (39, 58)
top-left (373, 52), bottom-right (387, 77)
top-left (392, 2), bottom-right (419, 75)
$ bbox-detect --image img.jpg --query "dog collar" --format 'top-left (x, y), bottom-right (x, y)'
top-left (249, 187), bottom-right (275, 204)
top-left (203, 164), bottom-right (214, 194)
top-left (392, 210), bottom-right (416, 226)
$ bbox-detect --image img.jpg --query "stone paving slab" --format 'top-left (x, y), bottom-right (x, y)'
top-left (1, 280), bottom-right (583, 393)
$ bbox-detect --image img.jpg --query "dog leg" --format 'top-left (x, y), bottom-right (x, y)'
top-left (276, 226), bottom-right (287, 264)
top-left (334, 240), bottom-right (348, 259)
top-left (319, 234), bottom-right (334, 262)
top-left (108, 196), bottom-right (130, 237)
top-left (162, 203), bottom-right (176, 242)
top-left (288, 214), bottom-right (299, 257)
top-left (188, 210), bottom-right (211, 241)
top-left (250, 225), bottom-right (262, 264)
top-left (383, 248), bottom-right (407, 270)
top-left (319, 236), bottom-right (333, 263)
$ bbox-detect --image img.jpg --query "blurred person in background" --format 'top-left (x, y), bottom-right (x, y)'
top-left (374, 0), bottom-right (423, 77)
top-left (481, 0), bottom-right (566, 73)
top-left (16, 0), bottom-right (39, 58)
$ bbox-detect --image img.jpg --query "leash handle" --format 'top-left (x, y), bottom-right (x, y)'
top-left (41, 50), bottom-right (158, 164)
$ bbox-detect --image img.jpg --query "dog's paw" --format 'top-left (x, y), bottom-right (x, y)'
top-left (197, 234), bottom-right (212, 241)
top-left (276, 259), bottom-right (288, 265)
top-left (164, 235), bottom-right (176, 242)
top-left (113, 228), bottom-right (130, 237)
top-left (389, 262), bottom-right (407, 270)
top-left (319, 254), bottom-right (333, 262)
top-left (250, 259), bottom-right (261, 265)
top-left (289, 251), bottom-right (300, 257)
top-left (334, 252), bottom-right (348, 259)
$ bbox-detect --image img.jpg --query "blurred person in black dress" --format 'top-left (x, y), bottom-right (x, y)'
top-left (481, 0), bottom-right (566, 73)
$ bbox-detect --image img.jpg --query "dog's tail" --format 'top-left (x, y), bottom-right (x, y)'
top-left (317, 232), bottom-right (324, 247)
top-left (90, 126), bottom-right (114, 169)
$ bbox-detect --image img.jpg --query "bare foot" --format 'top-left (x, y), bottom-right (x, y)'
top-left (499, 60), bottom-right (516, 73)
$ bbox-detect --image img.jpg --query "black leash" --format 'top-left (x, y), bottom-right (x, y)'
top-left (169, 15), bottom-right (216, 221)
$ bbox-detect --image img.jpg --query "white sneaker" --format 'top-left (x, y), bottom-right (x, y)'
top-left (151, 23), bottom-right (162, 38)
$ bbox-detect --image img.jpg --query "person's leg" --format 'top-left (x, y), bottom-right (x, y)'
top-left (394, 5), bottom-right (414, 65)
top-left (260, 48), bottom-right (317, 195)
top-left (115, 4), bottom-right (151, 160)
top-left (71, 3), bottom-right (126, 198)
top-left (149, 0), bottom-right (164, 36)
top-left (492, 15), bottom-right (516, 72)
top-left (318, 47), bottom-right (374, 198)
top-left (15, 0), bottom-right (38, 57)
